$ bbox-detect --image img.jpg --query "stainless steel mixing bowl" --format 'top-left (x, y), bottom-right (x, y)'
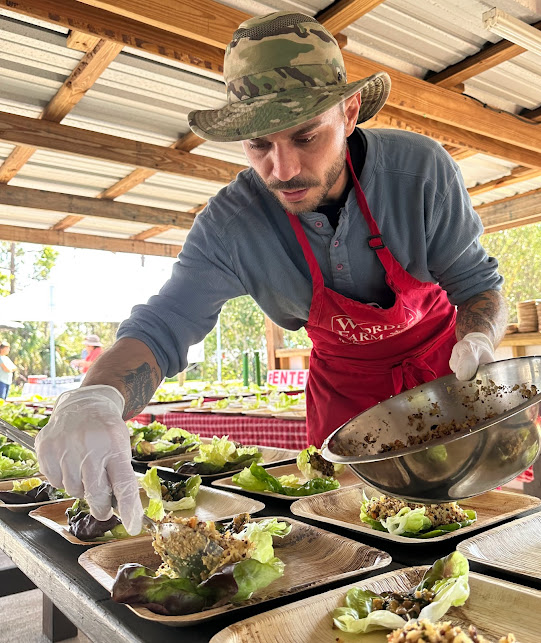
top-left (322, 357), bottom-right (541, 502)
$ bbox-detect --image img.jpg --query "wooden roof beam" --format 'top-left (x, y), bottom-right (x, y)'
top-left (0, 111), bottom-right (245, 182)
top-left (5, 0), bottom-right (541, 162)
top-left (366, 105), bottom-right (541, 168)
top-left (426, 21), bottom-right (541, 89)
top-left (0, 0), bottom-right (225, 75)
top-left (316, 0), bottom-right (386, 35)
top-left (0, 184), bottom-right (196, 228)
top-left (130, 203), bottom-right (206, 240)
top-left (0, 225), bottom-right (182, 256)
top-left (477, 188), bottom-right (541, 233)
top-left (98, 130), bottom-right (205, 200)
top-left (468, 167), bottom-right (541, 198)
top-left (0, 38), bottom-right (123, 183)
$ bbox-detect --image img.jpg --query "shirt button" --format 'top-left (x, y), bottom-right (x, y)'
top-left (336, 263), bottom-right (344, 271)
top-left (334, 240), bottom-right (340, 247)
top-left (315, 221), bottom-right (323, 228)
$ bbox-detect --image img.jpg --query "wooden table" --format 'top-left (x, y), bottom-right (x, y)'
top-left (1, 474), bottom-right (540, 642)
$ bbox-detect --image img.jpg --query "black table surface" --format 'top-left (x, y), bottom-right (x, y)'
top-left (1, 473), bottom-right (540, 643)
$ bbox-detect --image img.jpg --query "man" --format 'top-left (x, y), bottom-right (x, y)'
top-left (36, 11), bottom-right (507, 535)
top-left (0, 341), bottom-right (16, 399)
top-left (70, 335), bottom-right (104, 374)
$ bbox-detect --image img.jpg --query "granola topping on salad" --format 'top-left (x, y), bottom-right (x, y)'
top-left (386, 619), bottom-right (516, 643)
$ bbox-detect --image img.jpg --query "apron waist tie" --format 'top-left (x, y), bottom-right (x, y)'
top-left (392, 357), bottom-right (438, 395)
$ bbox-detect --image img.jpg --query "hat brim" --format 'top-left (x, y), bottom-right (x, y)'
top-left (188, 72), bottom-right (390, 143)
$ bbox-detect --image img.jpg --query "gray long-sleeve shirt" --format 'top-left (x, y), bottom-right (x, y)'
top-left (118, 129), bottom-right (503, 378)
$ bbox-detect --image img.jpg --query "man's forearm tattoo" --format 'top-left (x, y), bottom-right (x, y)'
top-left (456, 290), bottom-right (508, 345)
top-left (121, 362), bottom-right (161, 420)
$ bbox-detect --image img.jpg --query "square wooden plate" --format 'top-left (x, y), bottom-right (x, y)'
top-left (457, 511), bottom-right (541, 580)
top-left (29, 486), bottom-right (265, 545)
top-left (212, 463), bottom-right (361, 500)
top-left (78, 516), bottom-right (391, 626)
top-left (153, 445), bottom-right (299, 478)
top-left (0, 475), bottom-right (74, 513)
top-left (290, 484), bottom-right (541, 543)
top-left (208, 567), bottom-right (541, 643)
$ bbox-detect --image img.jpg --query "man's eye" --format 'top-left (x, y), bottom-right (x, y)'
top-left (296, 135), bottom-right (316, 145)
top-left (248, 141), bottom-right (269, 150)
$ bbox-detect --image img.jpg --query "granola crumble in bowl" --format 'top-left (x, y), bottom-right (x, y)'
top-left (322, 357), bottom-right (541, 503)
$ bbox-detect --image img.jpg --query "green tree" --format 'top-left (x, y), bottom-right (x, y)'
top-left (481, 223), bottom-right (541, 322)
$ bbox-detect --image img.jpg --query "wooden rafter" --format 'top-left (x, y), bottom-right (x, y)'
top-left (66, 30), bottom-right (101, 52)
top-left (0, 185), bottom-right (196, 228)
top-left (426, 21), bottom-right (541, 89)
top-left (130, 203), bottom-right (206, 241)
top-left (98, 131), bottom-right (205, 200)
top-left (316, 0), bottom-right (385, 35)
top-left (0, 224), bottom-right (182, 256)
top-left (468, 167), bottom-right (541, 198)
top-left (0, 111), bottom-right (245, 182)
top-left (5, 0), bottom-right (541, 165)
top-left (0, 39), bottom-right (123, 183)
top-left (65, 0), bottom-right (541, 161)
top-left (366, 105), bottom-right (541, 168)
top-left (52, 131), bottom-right (207, 232)
top-left (476, 188), bottom-right (541, 233)
top-left (0, 0), bottom-right (225, 75)
top-left (76, 0), bottom-right (250, 49)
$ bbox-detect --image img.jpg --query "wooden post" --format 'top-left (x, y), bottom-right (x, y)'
top-left (264, 316), bottom-right (284, 371)
top-left (42, 594), bottom-right (78, 642)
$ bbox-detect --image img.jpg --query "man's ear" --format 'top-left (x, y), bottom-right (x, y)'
top-left (343, 92), bottom-right (361, 136)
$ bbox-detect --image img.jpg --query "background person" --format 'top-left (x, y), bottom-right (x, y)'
top-left (70, 335), bottom-right (104, 374)
top-left (36, 11), bottom-right (507, 535)
top-left (0, 341), bottom-right (16, 399)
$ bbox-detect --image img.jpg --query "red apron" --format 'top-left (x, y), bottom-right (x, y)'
top-left (287, 151), bottom-right (457, 447)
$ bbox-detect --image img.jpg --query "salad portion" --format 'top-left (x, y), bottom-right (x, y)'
top-left (65, 468), bottom-right (202, 541)
top-left (332, 551), bottom-right (470, 634)
top-left (0, 477), bottom-right (69, 505)
top-left (387, 620), bottom-right (516, 643)
top-left (174, 436), bottom-right (263, 476)
top-left (128, 421), bottom-right (201, 461)
top-left (360, 493), bottom-right (477, 538)
top-left (0, 436), bottom-right (39, 479)
top-left (231, 446), bottom-right (345, 497)
top-left (112, 514), bottom-right (290, 616)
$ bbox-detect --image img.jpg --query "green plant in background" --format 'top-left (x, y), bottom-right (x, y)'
top-left (482, 223), bottom-right (541, 321)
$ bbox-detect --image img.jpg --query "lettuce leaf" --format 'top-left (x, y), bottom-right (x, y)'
top-left (232, 557), bottom-right (284, 602)
top-left (332, 551), bottom-right (470, 633)
top-left (359, 492), bottom-right (477, 538)
top-left (296, 445), bottom-right (345, 480)
top-left (232, 462), bottom-right (339, 497)
top-left (139, 467), bottom-right (201, 520)
top-left (0, 442), bottom-right (39, 479)
top-left (381, 507), bottom-right (432, 536)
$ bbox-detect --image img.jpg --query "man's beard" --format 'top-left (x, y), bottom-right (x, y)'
top-left (260, 142), bottom-right (347, 214)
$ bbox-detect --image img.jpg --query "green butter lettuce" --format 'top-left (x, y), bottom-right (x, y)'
top-left (0, 442), bottom-right (39, 479)
top-left (112, 516), bottom-right (290, 615)
top-left (359, 492), bottom-right (477, 538)
top-left (296, 445), bottom-right (345, 480)
top-left (139, 467), bottom-right (201, 521)
top-left (381, 506), bottom-right (432, 536)
top-left (174, 436), bottom-right (263, 475)
top-left (232, 462), bottom-right (340, 497)
top-left (333, 551), bottom-right (470, 634)
top-left (231, 518), bottom-right (290, 602)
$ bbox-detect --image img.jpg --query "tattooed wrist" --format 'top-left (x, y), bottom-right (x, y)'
top-left (456, 290), bottom-right (508, 345)
top-left (121, 362), bottom-right (161, 420)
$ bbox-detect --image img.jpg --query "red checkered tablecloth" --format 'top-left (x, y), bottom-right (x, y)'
top-left (131, 411), bottom-right (309, 451)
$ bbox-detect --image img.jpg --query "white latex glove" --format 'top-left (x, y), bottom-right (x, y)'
top-left (449, 332), bottom-right (495, 381)
top-left (35, 384), bottom-right (143, 535)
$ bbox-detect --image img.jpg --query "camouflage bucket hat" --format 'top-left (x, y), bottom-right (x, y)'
top-left (188, 11), bottom-right (391, 143)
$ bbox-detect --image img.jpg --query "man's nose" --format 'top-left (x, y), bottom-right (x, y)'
top-left (271, 146), bottom-right (301, 182)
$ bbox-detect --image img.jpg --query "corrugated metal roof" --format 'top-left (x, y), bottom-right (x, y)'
top-left (0, 1), bottom-right (540, 247)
